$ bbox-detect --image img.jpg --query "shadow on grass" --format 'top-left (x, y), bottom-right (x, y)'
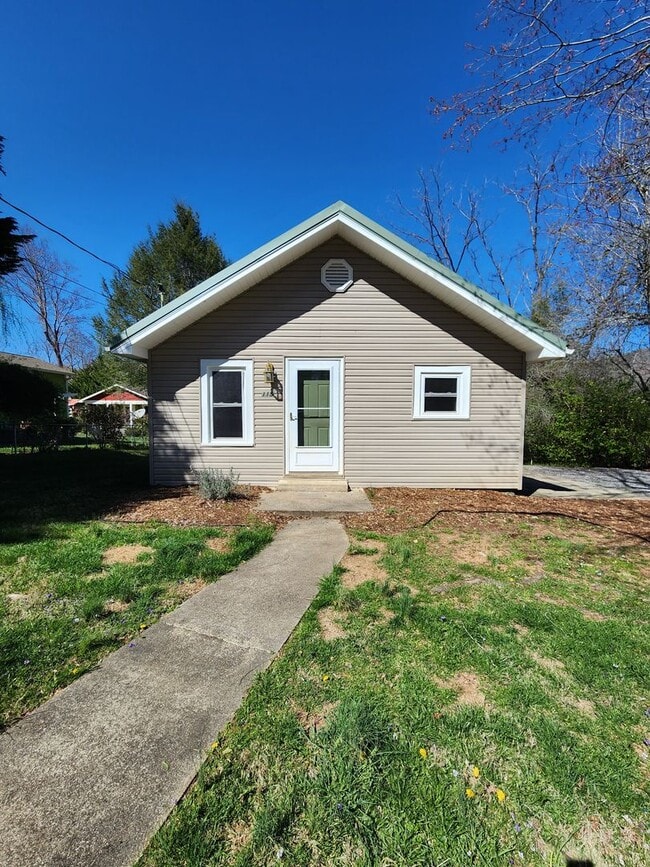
top-left (0, 448), bottom-right (151, 542)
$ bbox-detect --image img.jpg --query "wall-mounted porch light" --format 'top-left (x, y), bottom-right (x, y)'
top-left (264, 362), bottom-right (282, 400)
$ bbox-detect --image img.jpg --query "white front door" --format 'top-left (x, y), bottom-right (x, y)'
top-left (286, 358), bottom-right (342, 473)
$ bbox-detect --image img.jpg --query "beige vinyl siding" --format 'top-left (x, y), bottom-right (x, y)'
top-left (149, 237), bottom-right (526, 488)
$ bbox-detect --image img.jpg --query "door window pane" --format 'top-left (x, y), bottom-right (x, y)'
top-left (297, 370), bottom-right (330, 447)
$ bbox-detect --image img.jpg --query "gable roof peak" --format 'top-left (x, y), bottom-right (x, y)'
top-left (112, 202), bottom-right (569, 363)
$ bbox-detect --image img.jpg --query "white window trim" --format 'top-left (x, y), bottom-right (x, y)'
top-left (413, 365), bottom-right (471, 420)
top-left (200, 359), bottom-right (254, 446)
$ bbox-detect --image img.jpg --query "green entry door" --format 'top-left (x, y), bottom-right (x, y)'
top-left (298, 370), bottom-right (330, 447)
top-left (286, 359), bottom-right (341, 472)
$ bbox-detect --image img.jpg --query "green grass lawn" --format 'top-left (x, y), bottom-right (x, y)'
top-left (140, 520), bottom-right (649, 867)
top-left (0, 448), bottom-right (274, 729)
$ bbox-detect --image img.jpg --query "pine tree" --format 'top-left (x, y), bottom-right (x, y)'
top-left (94, 202), bottom-right (227, 346)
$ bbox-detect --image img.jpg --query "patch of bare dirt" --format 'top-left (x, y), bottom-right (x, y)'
top-left (531, 651), bottom-right (566, 675)
top-left (534, 592), bottom-right (570, 607)
top-left (426, 531), bottom-right (509, 566)
top-left (102, 544), bottom-right (153, 566)
top-left (6, 592), bottom-right (29, 605)
top-left (294, 701), bottom-right (339, 736)
top-left (103, 599), bottom-right (129, 614)
top-left (564, 815), bottom-right (617, 865)
top-left (565, 696), bottom-right (596, 717)
top-left (318, 607), bottom-right (347, 641)
top-left (339, 551), bottom-right (387, 589)
top-left (513, 623), bottom-right (530, 635)
top-left (427, 575), bottom-right (496, 595)
top-left (168, 578), bottom-right (207, 601)
top-left (224, 819), bottom-right (252, 855)
top-left (581, 608), bottom-right (608, 621)
top-left (205, 536), bottom-right (230, 553)
top-left (434, 671), bottom-right (488, 707)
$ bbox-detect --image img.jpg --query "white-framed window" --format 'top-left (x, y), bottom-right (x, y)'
top-left (413, 365), bottom-right (471, 420)
top-left (200, 359), bottom-right (254, 446)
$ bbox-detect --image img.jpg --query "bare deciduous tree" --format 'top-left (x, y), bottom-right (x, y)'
top-left (396, 154), bottom-right (571, 318)
top-left (6, 236), bottom-right (94, 369)
top-left (567, 110), bottom-right (650, 389)
top-left (432, 0), bottom-right (650, 143)
top-left (427, 0), bottom-right (650, 389)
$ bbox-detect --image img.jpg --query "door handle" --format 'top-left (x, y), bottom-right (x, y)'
top-left (290, 412), bottom-right (297, 421)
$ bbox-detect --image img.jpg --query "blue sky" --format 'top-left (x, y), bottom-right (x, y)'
top-left (2, 0), bottom-right (531, 358)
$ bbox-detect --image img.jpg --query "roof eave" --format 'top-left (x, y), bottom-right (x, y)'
top-left (111, 202), bottom-right (568, 362)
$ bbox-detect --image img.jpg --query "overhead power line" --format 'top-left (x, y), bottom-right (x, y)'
top-left (27, 261), bottom-right (107, 299)
top-left (0, 194), bottom-right (142, 284)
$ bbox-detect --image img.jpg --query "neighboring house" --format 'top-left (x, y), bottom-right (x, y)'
top-left (0, 352), bottom-right (72, 392)
top-left (72, 384), bottom-right (148, 427)
top-left (112, 202), bottom-right (569, 489)
top-left (0, 352), bottom-right (72, 417)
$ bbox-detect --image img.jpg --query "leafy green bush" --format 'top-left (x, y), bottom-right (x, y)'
top-left (79, 405), bottom-right (125, 449)
top-left (193, 466), bottom-right (240, 500)
top-left (525, 373), bottom-right (650, 467)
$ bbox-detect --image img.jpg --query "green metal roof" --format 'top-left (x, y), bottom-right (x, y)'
top-left (112, 201), bottom-right (567, 355)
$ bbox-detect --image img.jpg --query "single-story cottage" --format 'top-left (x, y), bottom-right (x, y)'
top-left (112, 202), bottom-right (569, 489)
top-left (71, 384), bottom-right (148, 426)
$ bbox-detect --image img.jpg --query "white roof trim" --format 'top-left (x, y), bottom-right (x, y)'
top-left (76, 383), bottom-right (149, 403)
top-left (112, 206), bottom-right (568, 362)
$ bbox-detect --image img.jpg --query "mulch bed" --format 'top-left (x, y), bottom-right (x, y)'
top-left (104, 485), bottom-right (650, 542)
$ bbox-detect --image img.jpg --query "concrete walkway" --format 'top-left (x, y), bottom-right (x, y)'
top-left (0, 518), bottom-right (349, 867)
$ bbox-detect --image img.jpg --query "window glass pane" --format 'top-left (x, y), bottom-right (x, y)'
top-left (424, 377), bottom-right (457, 395)
top-left (424, 395), bottom-right (457, 413)
top-left (297, 370), bottom-right (330, 447)
top-left (213, 406), bottom-right (243, 438)
top-left (213, 370), bottom-right (242, 404)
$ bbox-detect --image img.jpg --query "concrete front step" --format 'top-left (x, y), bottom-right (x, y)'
top-left (276, 473), bottom-right (350, 492)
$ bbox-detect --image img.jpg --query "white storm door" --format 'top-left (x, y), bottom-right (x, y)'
top-left (286, 358), bottom-right (342, 473)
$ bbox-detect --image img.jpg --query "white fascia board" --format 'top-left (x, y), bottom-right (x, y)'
top-left (336, 216), bottom-right (567, 361)
top-left (76, 384), bottom-right (149, 402)
top-left (113, 216), bottom-right (341, 359)
top-left (113, 208), bottom-right (567, 362)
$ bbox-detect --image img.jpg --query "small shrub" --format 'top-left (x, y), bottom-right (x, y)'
top-left (194, 467), bottom-right (240, 500)
top-left (80, 405), bottom-right (125, 449)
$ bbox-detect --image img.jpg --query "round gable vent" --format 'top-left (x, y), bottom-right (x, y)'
top-left (321, 258), bottom-right (353, 293)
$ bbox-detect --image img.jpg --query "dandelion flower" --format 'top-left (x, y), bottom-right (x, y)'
top-left (210, 742), bottom-right (219, 751)
top-left (496, 788), bottom-right (506, 802)
top-left (472, 766), bottom-right (480, 778)
top-left (322, 674), bottom-right (329, 682)
top-left (465, 788), bottom-right (476, 799)
top-left (139, 623), bottom-right (147, 630)
top-left (419, 748), bottom-right (428, 759)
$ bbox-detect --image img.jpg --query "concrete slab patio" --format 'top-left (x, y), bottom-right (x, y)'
top-left (523, 465), bottom-right (650, 499)
top-left (0, 518), bottom-right (349, 867)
